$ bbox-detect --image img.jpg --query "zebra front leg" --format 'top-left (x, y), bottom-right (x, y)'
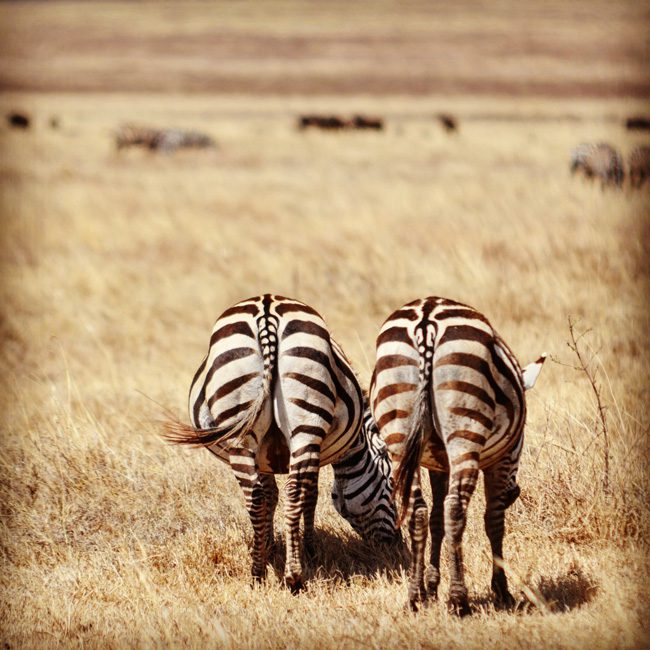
top-left (230, 447), bottom-right (269, 583)
top-left (260, 473), bottom-right (278, 556)
top-left (406, 470), bottom-right (428, 611)
top-left (425, 470), bottom-right (448, 599)
top-left (283, 441), bottom-right (321, 593)
top-left (483, 464), bottom-right (517, 609)
top-left (444, 464), bottom-right (479, 616)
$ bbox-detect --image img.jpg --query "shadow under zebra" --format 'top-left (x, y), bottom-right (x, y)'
top-left (218, 527), bottom-right (408, 587)
top-left (469, 563), bottom-right (598, 615)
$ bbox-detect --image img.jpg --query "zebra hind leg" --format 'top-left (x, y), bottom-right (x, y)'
top-left (425, 470), bottom-right (448, 599)
top-left (406, 470), bottom-right (429, 611)
top-left (444, 464), bottom-right (479, 617)
top-left (483, 463), bottom-right (517, 609)
top-left (283, 441), bottom-right (322, 594)
top-left (260, 473), bottom-right (278, 556)
top-left (229, 447), bottom-right (269, 583)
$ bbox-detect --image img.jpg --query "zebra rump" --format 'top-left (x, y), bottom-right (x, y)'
top-left (164, 294), bottom-right (399, 592)
top-left (372, 296), bottom-right (546, 614)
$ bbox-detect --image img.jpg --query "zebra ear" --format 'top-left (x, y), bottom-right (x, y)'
top-left (522, 353), bottom-right (547, 390)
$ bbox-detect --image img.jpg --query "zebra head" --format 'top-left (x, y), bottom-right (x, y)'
top-left (331, 406), bottom-right (401, 544)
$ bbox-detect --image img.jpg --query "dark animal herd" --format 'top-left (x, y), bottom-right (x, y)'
top-left (298, 114), bottom-right (384, 130)
top-left (4, 109), bottom-right (650, 187)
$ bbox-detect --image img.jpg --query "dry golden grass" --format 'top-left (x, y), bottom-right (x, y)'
top-left (1, 2), bottom-right (650, 648)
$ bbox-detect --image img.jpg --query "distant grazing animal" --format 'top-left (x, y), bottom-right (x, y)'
top-left (114, 124), bottom-right (215, 152)
top-left (437, 113), bottom-right (458, 133)
top-left (351, 115), bottom-right (383, 130)
top-left (625, 117), bottom-right (650, 131)
top-left (49, 116), bottom-right (60, 129)
top-left (371, 297), bottom-right (546, 614)
top-left (114, 124), bottom-right (161, 150)
top-left (570, 143), bottom-right (624, 187)
top-left (7, 112), bottom-right (30, 129)
top-left (154, 128), bottom-right (215, 152)
top-left (165, 295), bottom-right (399, 592)
top-left (298, 115), bottom-right (348, 130)
top-left (628, 145), bottom-right (650, 188)
top-left (298, 114), bottom-right (384, 131)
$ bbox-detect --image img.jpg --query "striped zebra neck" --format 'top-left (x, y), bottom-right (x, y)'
top-left (331, 407), bottom-right (399, 543)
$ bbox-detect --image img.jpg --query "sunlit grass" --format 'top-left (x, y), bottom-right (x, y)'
top-left (1, 31), bottom-right (649, 650)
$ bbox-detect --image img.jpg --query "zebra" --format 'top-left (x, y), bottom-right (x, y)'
top-left (570, 142), bottom-right (624, 187)
top-left (628, 145), bottom-right (650, 188)
top-left (154, 128), bottom-right (215, 152)
top-left (165, 294), bottom-right (399, 593)
top-left (114, 124), bottom-right (161, 150)
top-left (370, 297), bottom-right (546, 614)
top-left (115, 124), bottom-right (215, 152)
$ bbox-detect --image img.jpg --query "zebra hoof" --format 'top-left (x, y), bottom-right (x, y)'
top-left (491, 575), bottom-right (515, 610)
top-left (406, 598), bottom-right (419, 613)
top-left (406, 585), bottom-right (427, 612)
top-left (448, 595), bottom-right (471, 617)
top-left (251, 569), bottom-right (266, 585)
top-left (285, 574), bottom-right (304, 595)
top-left (494, 590), bottom-right (516, 610)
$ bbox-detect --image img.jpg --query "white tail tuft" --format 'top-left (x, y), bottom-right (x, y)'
top-left (522, 352), bottom-right (547, 390)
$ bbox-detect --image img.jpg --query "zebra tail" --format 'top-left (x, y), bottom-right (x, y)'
top-left (393, 379), bottom-right (430, 527)
top-left (164, 322), bottom-right (277, 448)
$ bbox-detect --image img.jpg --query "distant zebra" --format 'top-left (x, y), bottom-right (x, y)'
top-left (115, 124), bottom-right (215, 152)
top-left (371, 297), bottom-right (546, 614)
top-left (165, 294), bottom-right (399, 592)
top-left (114, 124), bottom-right (160, 150)
top-left (628, 145), bottom-right (650, 188)
top-left (155, 128), bottom-right (215, 152)
top-left (570, 142), bottom-right (624, 187)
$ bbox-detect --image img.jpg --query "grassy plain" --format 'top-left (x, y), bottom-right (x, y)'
top-left (1, 2), bottom-right (650, 648)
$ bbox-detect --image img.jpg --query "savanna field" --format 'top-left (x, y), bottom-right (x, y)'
top-left (1, 2), bottom-right (649, 648)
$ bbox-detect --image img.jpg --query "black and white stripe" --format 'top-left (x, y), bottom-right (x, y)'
top-left (570, 142), bottom-right (624, 187)
top-left (331, 406), bottom-right (399, 543)
top-left (115, 123), bottom-right (214, 152)
top-left (370, 296), bottom-right (545, 613)
top-left (166, 294), bottom-right (398, 592)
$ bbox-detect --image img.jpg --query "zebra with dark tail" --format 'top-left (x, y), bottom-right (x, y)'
top-left (370, 297), bottom-right (546, 614)
top-left (165, 294), bottom-right (399, 592)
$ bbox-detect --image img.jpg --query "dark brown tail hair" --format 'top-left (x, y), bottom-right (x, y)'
top-left (392, 380), bottom-right (431, 527)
